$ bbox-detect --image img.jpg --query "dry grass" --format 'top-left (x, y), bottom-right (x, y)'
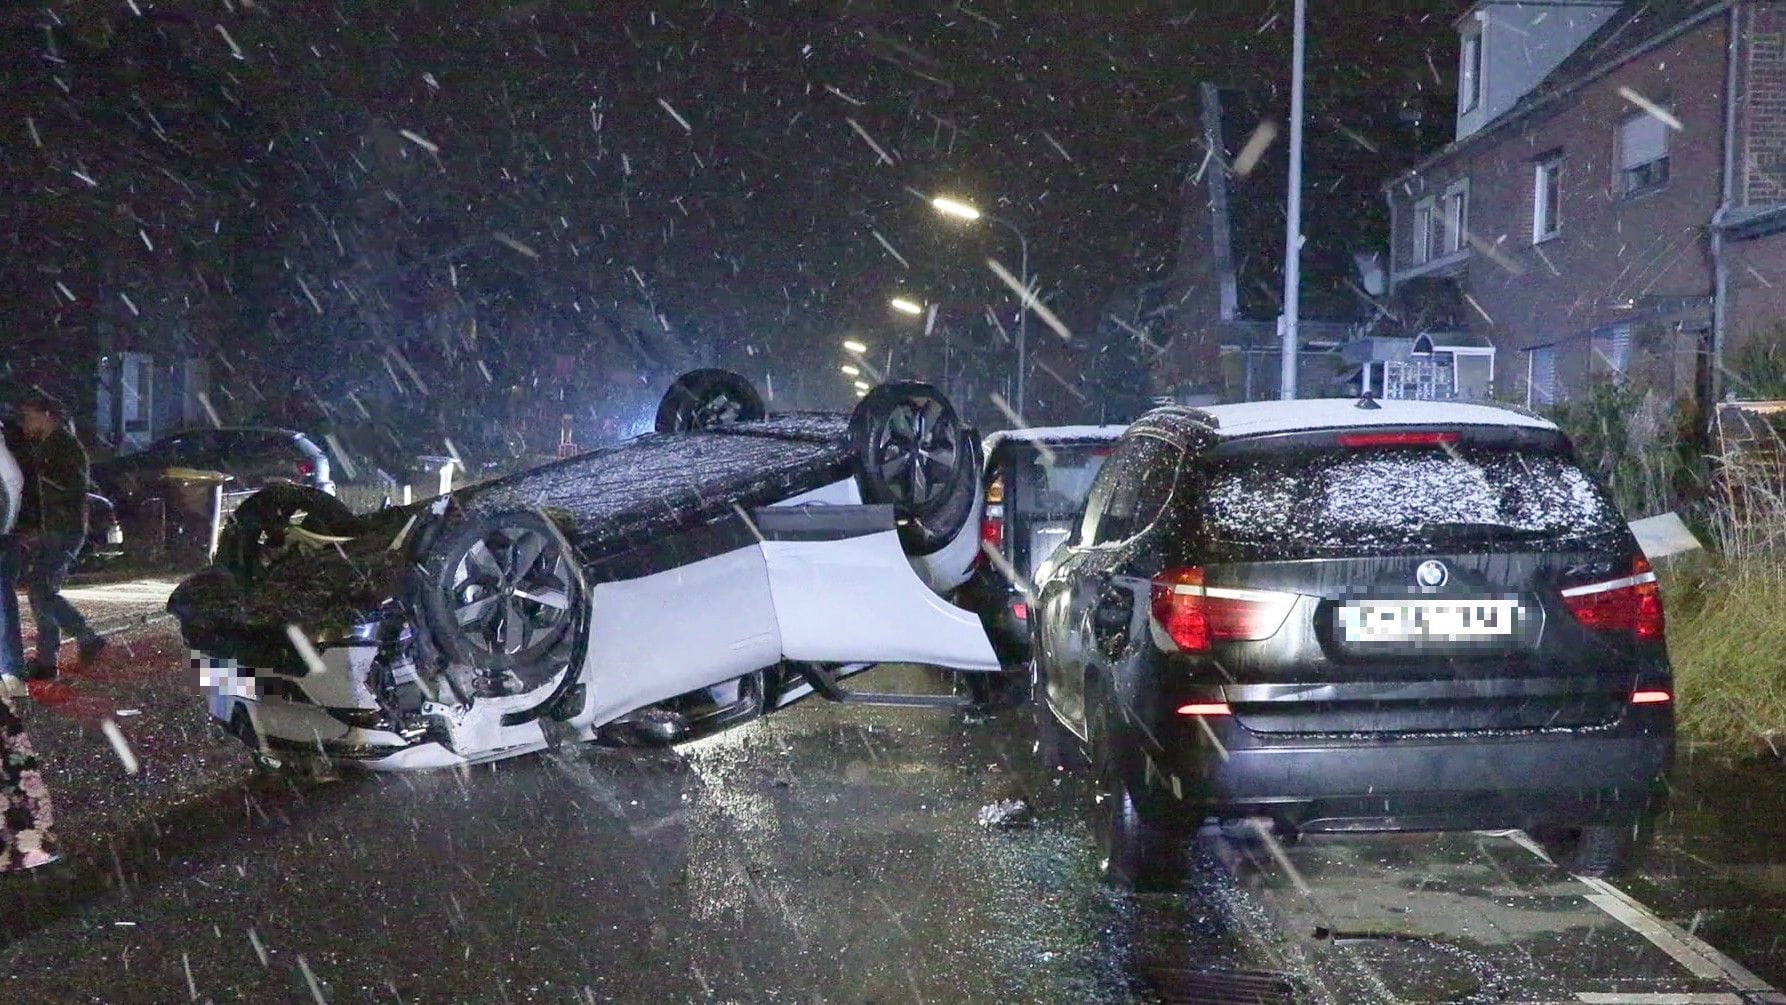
top-left (1663, 557), bottom-right (1786, 760)
top-left (1663, 449), bottom-right (1786, 760)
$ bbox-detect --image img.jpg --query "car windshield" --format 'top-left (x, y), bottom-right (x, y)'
top-left (1009, 443), bottom-right (1110, 516)
top-left (1196, 443), bottom-right (1625, 558)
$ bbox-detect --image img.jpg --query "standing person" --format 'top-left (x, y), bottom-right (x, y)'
top-left (7, 394), bottom-right (104, 680)
top-left (0, 426), bottom-right (24, 685)
top-left (0, 420), bottom-right (60, 873)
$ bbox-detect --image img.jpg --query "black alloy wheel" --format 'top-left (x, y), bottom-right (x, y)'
top-left (448, 524), bottom-right (576, 660)
top-left (1090, 688), bottom-right (1185, 892)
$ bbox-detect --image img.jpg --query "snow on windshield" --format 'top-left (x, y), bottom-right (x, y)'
top-left (1203, 448), bottom-right (1623, 553)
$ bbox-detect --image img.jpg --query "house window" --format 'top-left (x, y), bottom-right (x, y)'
top-left (1412, 196), bottom-right (1435, 264)
top-left (1460, 29), bottom-right (1483, 114)
top-left (1533, 155), bottom-right (1562, 242)
top-left (1592, 325), bottom-right (1633, 375)
top-left (1526, 346), bottom-right (1558, 408)
top-left (1441, 180), bottom-right (1469, 254)
top-left (1618, 112), bottom-right (1670, 195)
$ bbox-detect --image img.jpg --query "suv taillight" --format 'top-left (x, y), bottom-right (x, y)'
top-left (1149, 567), bottom-right (1298, 653)
top-left (981, 500), bottom-right (1004, 552)
top-left (1560, 557), bottom-right (1664, 641)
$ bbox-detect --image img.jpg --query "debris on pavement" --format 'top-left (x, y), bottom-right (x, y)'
top-left (976, 798), bottom-right (1034, 830)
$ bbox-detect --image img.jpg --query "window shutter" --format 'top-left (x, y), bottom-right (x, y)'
top-left (1530, 347), bottom-right (1558, 406)
top-left (1620, 115), bottom-right (1667, 169)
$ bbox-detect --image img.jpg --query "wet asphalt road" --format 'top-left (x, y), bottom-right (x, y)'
top-left (2, 602), bottom-right (1784, 1003)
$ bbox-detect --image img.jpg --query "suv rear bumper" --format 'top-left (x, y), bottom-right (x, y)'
top-left (1145, 717), bottom-right (1672, 833)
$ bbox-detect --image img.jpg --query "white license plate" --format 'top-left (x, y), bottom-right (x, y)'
top-left (1337, 599), bottom-right (1520, 642)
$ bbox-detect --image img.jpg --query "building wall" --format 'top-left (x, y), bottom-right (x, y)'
top-left (1459, 1), bottom-right (1619, 140)
top-left (1741, 1), bottom-right (1786, 205)
top-left (1727, 228), bottom-right (1786, 344)
top-left (1391, 14), bottom-right (1730, 402)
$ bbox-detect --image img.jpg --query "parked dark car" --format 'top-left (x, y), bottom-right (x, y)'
top-left (78, 492), bottom-right (125, 569)
top-left (1031, 398), bottom-right (1674, 889)
top-left (92, 427), bottom-right (335, 509)
top-left (953, 425), bottom-right (1123, 700)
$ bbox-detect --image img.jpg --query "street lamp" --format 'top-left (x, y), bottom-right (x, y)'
top-left (853, 380), bottom-right (870, 392)
top-left (889, 296), bottom-right (923, 316)
top-left (933, 194), bottom-right (1030, 419)
top-left (931, 196), bottom-right (982, 221)
top-left (842, 339), bottom-right (868, 354)
top-left (840, 363), bottom-right (860, 377)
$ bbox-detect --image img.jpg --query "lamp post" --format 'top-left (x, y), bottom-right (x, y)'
top-left (1279, 0), bottom-right (1308, 400)
top-left (933, 196), bottom-right (1030, 420)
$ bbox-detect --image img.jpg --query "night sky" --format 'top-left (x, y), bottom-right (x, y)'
top-left (0, 1), bottom-right (1457, 453)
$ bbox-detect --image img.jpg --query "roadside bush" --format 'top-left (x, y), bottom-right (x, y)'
top-left (1725, 321), bottom-right (1786, 400)
top-left (1662, 556), bottom-right (1786, 760)
top-left (1548, 379), bottom-right (1704, 519)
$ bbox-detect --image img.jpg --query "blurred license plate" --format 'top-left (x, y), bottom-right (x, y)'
top-left (1337, 599), bottom-right (1518, 641)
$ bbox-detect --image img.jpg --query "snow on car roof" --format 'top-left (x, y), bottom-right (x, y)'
top-left (461, 413), bottom-right (853, 552)
top-left (1198, 398), bottom-right (1556, 438)
top-left (983, 425), bottom-right (1127, 453)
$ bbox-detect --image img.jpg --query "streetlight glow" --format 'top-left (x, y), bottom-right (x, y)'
top-left (842, 339), bottom-right (868, 354)
top-left (853, 380), bottom-right (871, 391)
top-left (840, 364), bottom-right (860, 376)
top-left (889, 296), bottom-right (923, 315)
top-left (931, 196), bottom-right (982, 221)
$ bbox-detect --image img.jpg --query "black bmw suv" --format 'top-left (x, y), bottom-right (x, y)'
top-left (1030, 398), bottom-right (1674, 889)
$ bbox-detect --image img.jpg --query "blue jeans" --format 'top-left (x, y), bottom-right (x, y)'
top-left (0, 537), bottom-right (22, 675)
top-left (6, 534), bottom-right (94, 670)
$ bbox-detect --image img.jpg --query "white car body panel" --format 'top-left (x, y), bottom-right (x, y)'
top-left (198, 479), bottom-right (998, 769)
top-left (763, 528), bottom-right (998, 671)
top-left (578, 546), bottom-right (783, 729)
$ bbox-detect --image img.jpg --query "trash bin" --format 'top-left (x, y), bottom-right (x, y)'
top-left (154, 468), bottom-right (235, 564)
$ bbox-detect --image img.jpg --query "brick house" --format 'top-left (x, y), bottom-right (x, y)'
top-left (1383, 0), bottom-right (1786, 410)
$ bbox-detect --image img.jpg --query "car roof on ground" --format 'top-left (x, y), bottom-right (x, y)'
top-left (1191, 398), bottom-right (1556, 438)
top-left (983, 425), bottom-right (1128, 452)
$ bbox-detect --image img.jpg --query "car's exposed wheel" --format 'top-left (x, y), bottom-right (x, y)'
top-left (1534, 822), bottom-right (1641, 878)
top-left (850, 381), bottom-right (976, 555)
top-left (417, 511), bottom-right (584, 696)
top-left (1090, 686), bottom-right (1184, 891)
top-left (654, 368), bottom-right (767, 433)
top-left (217, 484), bottom-right (358, 586)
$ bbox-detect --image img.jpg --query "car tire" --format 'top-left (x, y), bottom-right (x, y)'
top-left (218, 484), bottom-right (358, 585)
top-left (1031, 663), bottom-right (1084, 772)
top-left (415, 510), bottom-right (585, 696)
top-left (850, 381), bottom-right (976, 555)
top-left (654, 368), bottom-right (767, 433)
top-left (1090, 685), bottom-right (1184, 892)
top-left (1535, 822), bottom-right (1640, 878)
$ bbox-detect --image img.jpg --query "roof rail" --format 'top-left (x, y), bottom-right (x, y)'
top-left (1478, 399), bottom-right (1551, 423)
top-left (1146, 404), bottom-right (1221, 430)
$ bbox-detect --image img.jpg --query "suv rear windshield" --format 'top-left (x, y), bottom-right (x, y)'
top-left (1195, 442), bottom-right (1625, 559)
top-left (1009, 442), bottom-right (1111, 516)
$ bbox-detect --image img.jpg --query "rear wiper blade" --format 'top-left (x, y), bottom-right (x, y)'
top-left (1417, 521), bottom-right (1558, 541)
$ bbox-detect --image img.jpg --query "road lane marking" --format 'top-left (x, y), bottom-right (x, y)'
top-left (1508, 831), bottom-right (1785, 999)
top-left (1572, 994), bottom-right (1746, 1004)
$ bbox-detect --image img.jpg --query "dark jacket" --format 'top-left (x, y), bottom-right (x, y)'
top-left (13, 424), bottom-right (89, 537)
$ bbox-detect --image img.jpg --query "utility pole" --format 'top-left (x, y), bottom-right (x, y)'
top-left (1279, 0), bottom-right (1307, 401)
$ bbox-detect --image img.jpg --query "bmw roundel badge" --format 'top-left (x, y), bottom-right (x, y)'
top-left (1415, 560), bottom-right (1449, 589)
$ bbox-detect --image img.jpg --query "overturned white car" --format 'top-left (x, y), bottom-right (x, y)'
top-left (170, 371), bottom-right (997, 771)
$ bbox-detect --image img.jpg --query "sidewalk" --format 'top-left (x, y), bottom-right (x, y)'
top-left (7, 577), bottom-right (254, 871)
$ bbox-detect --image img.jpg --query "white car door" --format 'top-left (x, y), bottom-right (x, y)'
top-left (756, 503), bottom-right (999, 672)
